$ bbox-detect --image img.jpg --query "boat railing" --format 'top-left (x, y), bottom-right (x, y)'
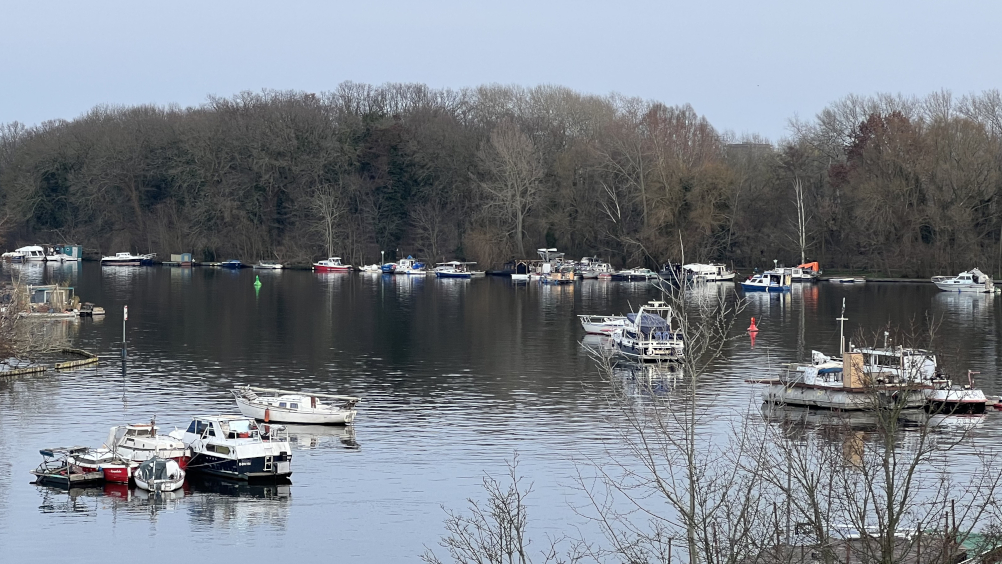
top-left (261, 424), bottom-right (288, 442)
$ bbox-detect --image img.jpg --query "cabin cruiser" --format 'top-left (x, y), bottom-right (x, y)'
top-left (232, 386), bottom-right (360, 425)
top-left (252, 260), bottom-right (284, 269)
top-left (611, 301), bottom-right (685, 362)
top-left (740, 270), bottom-right (792, 292)
top-left (101, 252), bottom-right (147, 266)
top-left (170, 415), bottom-right (292, 480)
top-left (611, 268), bottom-right (659, 281)
top-left (932, 268), bottom-right (998, 293)
top-left (578, 315), bottom-right (627, 335)
top-left (434, 261), bottom-right (477, 279)
top-left (16, 245), bottom-right (46, 262)
top-left (578, 257), bottom-right (614, 279)
top-left (394, 256), bottom-right (426, 275)
top-left (682, 263), bottom-right (735, 282)
top-left (67, 422), bottom-right (189, 483)
top-left (313, 257), bottom-right (352, 272)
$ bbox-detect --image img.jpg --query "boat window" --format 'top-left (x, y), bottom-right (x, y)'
top-left (230, 419), bottom-right (252, 434)
top-left (290, 403), bottom-right (298, 409)
top-left (207, 444), bottom-right (231, 455)
top-left (279, 402), bottom-right (287, 408)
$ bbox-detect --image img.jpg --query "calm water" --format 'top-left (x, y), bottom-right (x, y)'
top-left (2, 264), bottom-right (1001, 562)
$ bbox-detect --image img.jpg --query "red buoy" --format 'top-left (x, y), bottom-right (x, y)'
top-left (748, 317), bottom-right (759, 332)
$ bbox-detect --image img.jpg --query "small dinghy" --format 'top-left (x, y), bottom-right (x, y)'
top-left (233, 386), bottom-right (360, 425)
top-left (134, 456), bottom-right (185, 493)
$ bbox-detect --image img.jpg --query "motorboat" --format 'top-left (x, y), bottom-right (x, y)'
top-left (105, 423), bottom-right (190, 472)
top-left (611, 301), bottom-right (685, 362)
top-left (380, 263), bottom-right (397, 273)
top-left (931, 268), bottom-right (998, 293)
top-left (394, 256), bottom-right (426, 275)
top-left (578, 257), bottom-right (614, 279)
top-left (829, 277), bottom-right (866, 284)
top-left (170, 415), bottom-right (292, 480)
top-left (31, 447), bottom-right (105, 488)
top-left (101, 252), bottom-right (145, 266)
top-left (510, 273), bottom-right (529, 281)
top-left (740, 270), bottom-right (792, 292)
top-left (611, 268), bottom-right (658, 281)
top-left (18, 245), bottom-right (47, 262)
top-left (66, 448), bottom-right (131, 483)
top-left (359, 264), bottom-right (382, 273)
top-left (252, 261), bottom-right (284, 269)
top-left (233, 386), bottom-right (360, 425)
top-left (219, 260), bottom-right (244, 269)
top-left (925, 371), bottom-right (989, 415)
top-left (752, 301), bottom-right (956, 411)
top-left (134, 456), bottom-right (185, 493)
top-left (541, 264), bottom-right (575, 284)
top-left (682, 263), bottom-right (735, 282)
top-left (788, 261), bottom-right (821, 281)
top-left (313, 257), bottom-right (352, 272)
top-left (435, 261), bottom-right (477, 279)
top-left (578, 315), bottom-right (627, 335)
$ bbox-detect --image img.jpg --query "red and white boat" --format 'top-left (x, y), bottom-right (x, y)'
top-left (313, 257), bottom-right (352, 272)
top-left (67, 448), bottom-right (131, 483)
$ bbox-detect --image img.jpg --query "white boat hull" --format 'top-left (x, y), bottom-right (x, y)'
top-left (932, 281), bottom-right (995, 293)
top-left (762, 384), bottom-right (926, 411)
top-left (235, 397), bottom-right (356, 424)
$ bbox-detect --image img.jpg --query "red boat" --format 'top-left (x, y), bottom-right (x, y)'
top-left (67, 448), bottom-right (131, 483)
top-left (313, 257), bottom-right (352, 272)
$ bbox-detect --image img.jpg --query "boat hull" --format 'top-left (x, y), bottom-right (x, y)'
top-left (314, 265), bottom-right (351, 272)
top-left (436, 272), bottom-right (472, 279)
top-left (762, 384), bottom-right (927, 411)
top-left (186, 452), bottom-right (292, 481)
top-left (741, 283), bottom-right (791, 292)
top-left (235, 397), bottom-right (356, 424)
top-left (101, 259), bottom-right (142, 266)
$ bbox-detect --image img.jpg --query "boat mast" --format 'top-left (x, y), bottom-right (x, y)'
top-left (837, 298), bottom-right (847, 354)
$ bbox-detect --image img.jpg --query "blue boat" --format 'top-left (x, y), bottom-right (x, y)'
top-left (740, 270), bottom-right (791, 292)
top-left (219, 260), bottom-right (244, 269)
top-left (381, 263), bottom-right (397, 273)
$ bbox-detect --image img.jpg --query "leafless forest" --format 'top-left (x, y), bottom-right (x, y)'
top-left (2, 84), bottom-right (1001, 275)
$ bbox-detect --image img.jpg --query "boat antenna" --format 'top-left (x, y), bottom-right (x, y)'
top-left (837, 298), bottom-right (848, 354)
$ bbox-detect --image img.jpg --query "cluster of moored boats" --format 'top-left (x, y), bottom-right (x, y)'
top-left (581, 296), bottom-right (996, 415)
top-left (31, 386), bottom-right (360, 493)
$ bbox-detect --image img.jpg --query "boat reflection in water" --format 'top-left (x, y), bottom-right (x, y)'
top-left (283, 423), bottom-right (360, 451)
top-left (611, 361), bottom-right (683, 397)
top-left (35, 481), bottom-right (187, 517)
top-left (186, 474), bottom-right (291, 530)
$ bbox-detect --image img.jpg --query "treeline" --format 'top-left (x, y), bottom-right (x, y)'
top-left (1, 84), bottom-right (1001, 275)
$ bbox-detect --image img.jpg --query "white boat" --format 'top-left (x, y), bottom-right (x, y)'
top-left (359, 264), bottom-right (382, 273)
top-left (754, 301), bottom-right (951, 411)
top-left (829, 277), bottom-right (866, 284)
top-left (313, 257), bottom-right (352, 272)
top-left (740, 270), bottom-right (792, 292)
top-left (931, 268), bottom-right (997, 293)
top-left (611, 268), bottom-right (659, 281)
top-left (232, 386), bottom-right (360, 425)
top-left (252, 261), bottom-right (284, 269)
top-left (134, 456), bottom-right (185, 493)
top-left (16, 245), bottom-right (46, 262)
top-left (611, 301), bottom-right (685, 362)
top-left (925, 371), bottom-right (989, 414)
top-left (394, 256), bottom-right (427, 275)
top-left (510, 273), bottom-right (530, 281)
top-left (578, 257), bottom-right (614, 279)
top-left (682, 263), bottom-right (735, 282)
top-left (105, 422), bottom-right (190, 470)
top-left (170, 415), bottom-right (293, 480)
top-left (101, 252), bottom-right (146, 266)
top-left (435, 261), bottom-right (478, 279)
top-left (785, 262), bottom-right (821, 281)
top-left (578, 315), bottom-right (627, 335)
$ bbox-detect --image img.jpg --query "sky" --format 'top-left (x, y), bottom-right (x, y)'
top-left (2, 0), bottom-right (1000, 142)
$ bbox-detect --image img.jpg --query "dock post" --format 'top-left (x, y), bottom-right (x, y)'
top-left (122, 304), bottom-right (128, 358)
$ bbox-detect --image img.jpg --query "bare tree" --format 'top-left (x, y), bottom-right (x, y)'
top-left (790, 178), bottom-right (811, 265)
top-left (310, 179), bottom-right (351, 258)
top-left (478, 120), bottom-right (544, 258)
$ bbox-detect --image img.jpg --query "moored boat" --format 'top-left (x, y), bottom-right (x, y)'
top-left (682, 263), bottom-right (735, 282)
top-left (16, 245), bottom-right (46, 262)
top-left (925, 371), bottom-right (989, 415)
top-left (233, 385), bottom-right (360, 425)
top-left (394, 256), bottom-right (426, 275)
top-left (611, 268), bottom-right (658, 281)
top-left (931, 268), bottom-right (997, 293)
top-left (313, 257), bottom-right (352, 272)
top-left (611, 301), bottom-right (685, 362)
top-left (105, 422), bottom-right (190, 472)
top-left (578, 315), bottom-right (627, 335)
top-left (30, 447), bottom-right (105, 488)
top-left (740, 270), bottom-right (792, 292)
top-left (359, 264), bottom-right (382, 273)
top-left (434, 261), bottom-right (477, 279)
top-left (170, 415), bottom-right (293, 480)
top-left (252, 260), bottom-right (284, 269)
top-left (101, 252), bottom-right (145, 266)
top-left (134, 456), bottom-right (185, 493)
top-left (219, 259), bottom-right (244, 269)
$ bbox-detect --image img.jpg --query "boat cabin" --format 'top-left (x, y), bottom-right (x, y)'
top-left (185, 416), bottom-right (263, 441)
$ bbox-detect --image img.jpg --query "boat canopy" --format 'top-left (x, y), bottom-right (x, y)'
top-left (627, 312), bottom-right (670, 331)
top-left (797, 262), bottom-right (820, 272)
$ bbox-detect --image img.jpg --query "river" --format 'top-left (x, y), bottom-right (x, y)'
top-left (2, 263), bottom-right (1001, 562)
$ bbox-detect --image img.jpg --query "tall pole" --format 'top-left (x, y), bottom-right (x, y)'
top-left (837, 297), bottom-right (847, 354)
top-left (122, 304), bottom-right (128, 358)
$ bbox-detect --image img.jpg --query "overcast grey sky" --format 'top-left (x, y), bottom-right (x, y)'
top-left (2, 0), bottom-right (999, 141)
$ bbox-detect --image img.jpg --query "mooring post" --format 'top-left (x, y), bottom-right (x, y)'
top-left (122, 304), bottom-right (128, 358)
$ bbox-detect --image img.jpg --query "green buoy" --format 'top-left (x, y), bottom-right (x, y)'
top-left (254, 275), bottom-right (262, 288)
